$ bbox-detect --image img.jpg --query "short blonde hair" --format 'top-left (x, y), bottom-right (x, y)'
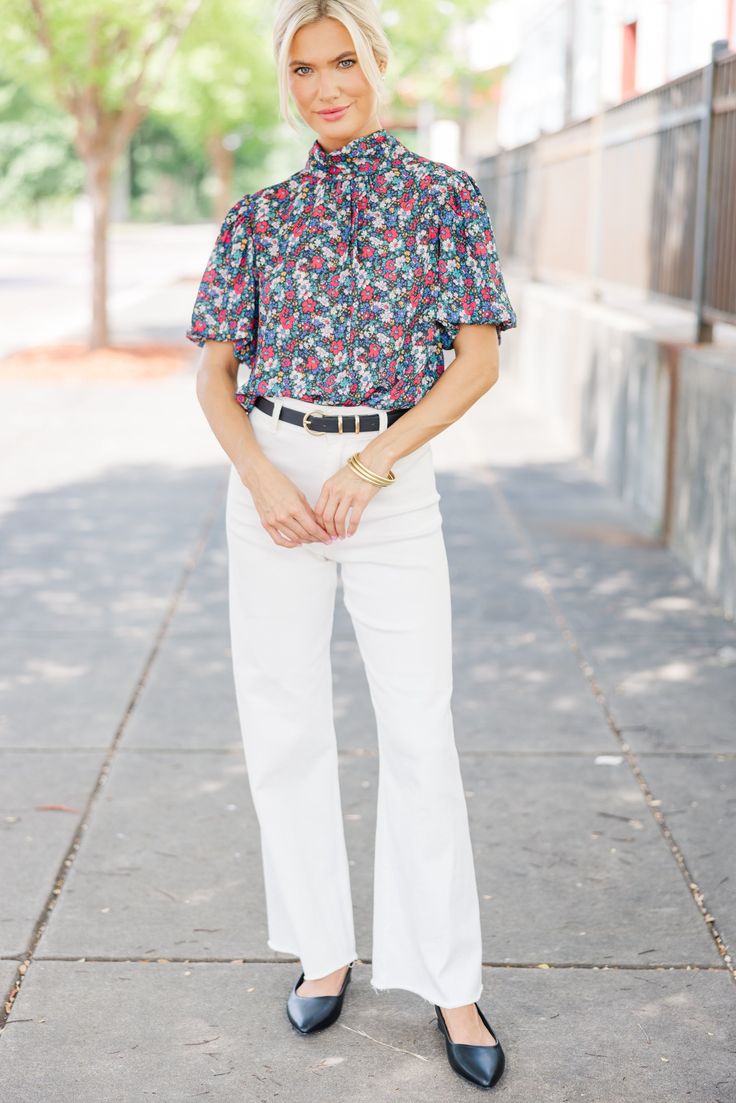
top-left (273, 0), bottom-right (392, 132)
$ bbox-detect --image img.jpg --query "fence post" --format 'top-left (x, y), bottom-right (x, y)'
top-left (692, 39), bottom-right (729, 343)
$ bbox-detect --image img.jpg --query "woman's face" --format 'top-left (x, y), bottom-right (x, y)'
top-left (288, 17), bottom-right (385, 150)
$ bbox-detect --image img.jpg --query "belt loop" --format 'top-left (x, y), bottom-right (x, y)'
top-left (378, 409), bottom-right (388, 431)
top-left (269, 397), bottom-right (283, 432)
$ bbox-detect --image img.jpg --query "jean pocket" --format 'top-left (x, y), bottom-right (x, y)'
top-left (391, 441), bottom-right (433, 478)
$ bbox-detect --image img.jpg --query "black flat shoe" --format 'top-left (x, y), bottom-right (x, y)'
top-left (435, 1002), bottom-right (506, 1088)
top-left (286, 962), bottom-right (353, 1034)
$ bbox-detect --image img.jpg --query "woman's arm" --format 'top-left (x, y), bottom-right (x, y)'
top-left (195, 342), bottom-right (265, 476)
top-left (195, 342), bottom-right (332, 548)
top-left (359, 323), bottom-right (499, 475)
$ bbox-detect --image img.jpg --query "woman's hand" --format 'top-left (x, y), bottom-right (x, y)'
top-left (243, 458), bottom-right (333, 548)
top-left (314, 451), bottom-right (391, 539)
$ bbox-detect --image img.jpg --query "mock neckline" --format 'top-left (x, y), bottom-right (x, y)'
top-left (305, 127), bottom-right (400, 176)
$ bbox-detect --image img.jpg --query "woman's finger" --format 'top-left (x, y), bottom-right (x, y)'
top-left (317, 490), bottom-right (340, 538)
top-left (293, 506), bottom-right (333, 544)
top-left (332, 497), bottom-right (353, 538)
top-left (346, 501), bottom-right (365, 538)
top-left (264, 523), bottom-right (300, 548)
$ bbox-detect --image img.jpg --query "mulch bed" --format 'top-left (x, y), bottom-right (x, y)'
top-left (0, 342), bottom-right (195, 382)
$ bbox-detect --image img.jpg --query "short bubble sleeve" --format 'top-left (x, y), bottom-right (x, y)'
top-left (185, 194), bottom-right (259, 356)
top-left (434, 169), bottom-right (517, 349)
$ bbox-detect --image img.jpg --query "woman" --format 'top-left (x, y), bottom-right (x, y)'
top-left (186, 0), bottom-right (517, 1090)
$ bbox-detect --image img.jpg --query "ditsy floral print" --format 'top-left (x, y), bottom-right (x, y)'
top-left (186, 127), bottom-right (517, 414)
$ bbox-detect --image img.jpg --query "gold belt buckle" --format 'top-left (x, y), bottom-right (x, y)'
top-left (302, 406), bottom-right (330, 435)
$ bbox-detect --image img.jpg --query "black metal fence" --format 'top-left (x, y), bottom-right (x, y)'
top-left (477, 41), bottom-right (736, 341)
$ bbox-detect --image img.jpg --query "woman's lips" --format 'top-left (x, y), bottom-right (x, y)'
top-left (317, 105), bottom-right (350, 119)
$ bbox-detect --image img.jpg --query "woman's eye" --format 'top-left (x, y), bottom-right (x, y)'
top-left (294, 59), bottom-right (355, 76)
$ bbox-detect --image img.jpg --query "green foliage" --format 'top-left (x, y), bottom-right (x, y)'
top-left (159, 0), bottom-right (276, 143)
top-left (0, 0), bottom-right (200, 113)
top-left (0, 73), bottom-right (83, 217)
top-left (153, 0), bottom-right (281, 194)
top-left (128, 113), bottom-right (208, 220)
top-left (380, 0), bottom-right (497, 108)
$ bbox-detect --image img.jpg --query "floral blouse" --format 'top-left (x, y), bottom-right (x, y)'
top-left (185, 127), bottom-right (517, 414)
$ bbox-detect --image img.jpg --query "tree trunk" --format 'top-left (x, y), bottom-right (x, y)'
top-left (86, 154), bottom-right (113, 350)
top-left (207, 134), bottom-right (235, 224)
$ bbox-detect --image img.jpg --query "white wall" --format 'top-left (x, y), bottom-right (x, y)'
top-left (457, 0), bottom-right (736, 151)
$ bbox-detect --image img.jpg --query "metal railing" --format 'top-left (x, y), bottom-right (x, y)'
top-left (477, 41), bottom-right (736, 340)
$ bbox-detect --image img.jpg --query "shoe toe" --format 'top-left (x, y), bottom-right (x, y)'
top-left (450, 1041), bottom-right (505, 1088)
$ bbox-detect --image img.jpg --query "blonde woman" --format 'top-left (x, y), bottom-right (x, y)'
top-left (186, 0), bottom-right (517, 1089)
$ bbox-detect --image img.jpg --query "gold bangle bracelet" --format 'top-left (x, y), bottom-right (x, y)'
top-left (347, 456), bottom-right (391, 487)
top-left (349, 453), bottom-right (392, 482)
top-left (350, 453), bottom-right (396, 484)
top-left (347, 452), bottom-right (396, 486)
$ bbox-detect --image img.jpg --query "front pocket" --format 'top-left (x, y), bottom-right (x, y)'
top-left (391, 441), bottom-right (432, 476)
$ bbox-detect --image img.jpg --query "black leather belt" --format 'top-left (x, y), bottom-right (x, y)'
top-left (253, 395), bottom-right (411, 434)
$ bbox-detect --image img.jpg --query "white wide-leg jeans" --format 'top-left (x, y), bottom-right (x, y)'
top-left (225, 394), bottom-right (484, 1008)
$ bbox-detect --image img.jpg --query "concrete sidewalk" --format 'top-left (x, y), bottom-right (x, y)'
top-left (0, 296), bottom-right (734, 1099)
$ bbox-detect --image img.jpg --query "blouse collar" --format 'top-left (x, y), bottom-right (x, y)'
top-left (305, 126), bottom-right (401, 176)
